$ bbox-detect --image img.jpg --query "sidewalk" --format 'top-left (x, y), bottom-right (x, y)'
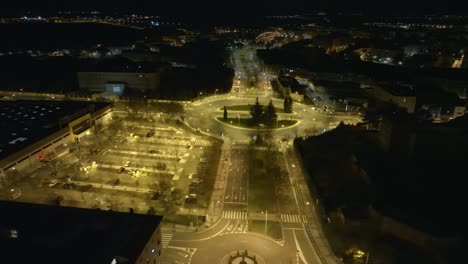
top-left (70, 180), bottom-right (152, 193)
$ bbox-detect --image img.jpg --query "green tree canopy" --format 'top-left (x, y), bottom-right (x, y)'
top-left (250, 97), bottom-right (264, 126)
top-left (264, 100), bottom-right (278, 127)
top-left (284, 95), bottom-right (293, 113)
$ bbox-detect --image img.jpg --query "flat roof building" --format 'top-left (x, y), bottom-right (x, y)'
top-left (0, 201), bottom-right (163, 264)
top-left (0, 100), bottom-right (113, 186)
top-left (77, 60), bottom-right (161, 95)
top-left (373, 83), bottom-right (417, 113)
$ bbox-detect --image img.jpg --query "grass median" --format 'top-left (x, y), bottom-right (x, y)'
top-left (248, 220), bottom-right (283, 240)
top-left (248, 150), bottom-right (278, 214)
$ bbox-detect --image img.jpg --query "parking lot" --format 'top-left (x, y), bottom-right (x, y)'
top-left (2, 116), bottom-right (221, 217)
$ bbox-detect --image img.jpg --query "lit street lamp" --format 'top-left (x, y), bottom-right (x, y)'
top-left (198, 92), bottom-right (203, 101)
top-left (215, 89), bottom-right (218, 96)
top-left (193, 209), bottom-right (199, 231)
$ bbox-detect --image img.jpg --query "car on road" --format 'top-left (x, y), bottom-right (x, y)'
top-left (117, 167), bottom-right (125, 174)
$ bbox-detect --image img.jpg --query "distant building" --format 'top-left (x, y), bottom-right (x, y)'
top-left (77, 60), bottom-right (161, 95)
top-left (0, 201), bottom-right (162, 264)
top-left (78, 71), bottom-right (160, 95)
top-left (310, 79), bottom-right (368, 112)
top-left (276, 76), bottom-right (305, 101)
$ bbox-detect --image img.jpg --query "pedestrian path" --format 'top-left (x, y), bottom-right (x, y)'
top-left (161, 233), bottom-right (173, 248)
top-left (222, 210), bottom-right (248, 220)
top-left (281, 214), bottom-right (308, 223)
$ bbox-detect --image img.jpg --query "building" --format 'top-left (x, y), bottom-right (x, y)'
top-left (0, 100), bottom-right (113, 186)
top-left (275, 76), bottom-right (305, 101)
top-left (310, 79), bottom-right (368, 112)
top-left (0, 201), bottom-right (162, 264)
top-left (78, 71), bottom-right (160, 95)
top-left (373, 84), bottom-right (417, 113)
top-left (77, 62), bottom-right (161, 95)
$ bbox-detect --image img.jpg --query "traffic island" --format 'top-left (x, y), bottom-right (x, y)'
top-left (223, 250), bottom-right (265, 264)
top-left (216, 117), bottom-right (298, 129)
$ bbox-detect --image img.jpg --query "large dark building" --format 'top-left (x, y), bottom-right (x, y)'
top-left (0, 201), bottom-right (163, 264)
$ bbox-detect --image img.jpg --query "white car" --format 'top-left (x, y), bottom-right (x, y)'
top-left (10, 192), bottom-right (22, 200)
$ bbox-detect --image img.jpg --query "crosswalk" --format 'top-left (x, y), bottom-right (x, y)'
top-left (222, 210), bottom-right (248, 220)
top-left (161, 233), bottom-right (173, 248)
top-left (193, 139), bottom-right (212, 146)
top-left (281, 214), bottom-right (308, 223)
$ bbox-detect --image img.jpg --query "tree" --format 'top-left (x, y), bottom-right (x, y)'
top-left (223, 105), bottom-right (228, 121)
top-left (264, 100), bottom-right (278, 127)
top-left (284, 95), bottom-right (293, 113)
top-left (146, 207), bottom-right (156, 215)
top-left (250, 97), bottom-right (264, 126)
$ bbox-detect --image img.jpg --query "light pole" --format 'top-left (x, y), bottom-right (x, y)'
top-left (262, 210), bottom-right (268, 234)
top-left (211, 200), bottom-right (214, 218)
top-left (193, 209), bottom-right (198, 231)
top-left (215, 89), bottom-right (218, 96)
top-left (198, 92), bottom-right (203, 101)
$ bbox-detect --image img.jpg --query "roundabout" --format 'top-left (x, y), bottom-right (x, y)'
top-left (174, 229), bottom-right (291, 264)
top-left (223, 250), bottom-right (265, 264)
top-left (185, 95), bottom-right (361, 143)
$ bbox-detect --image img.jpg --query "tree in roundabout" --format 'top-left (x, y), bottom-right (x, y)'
top-left (264, 100), bottom-right (278, 128)
top-left (250, 97), bottom-right (264, 126)
top-left (283, 95), bottom-right (293, 113)
top-left (223, 105), bottom-right (228, 121)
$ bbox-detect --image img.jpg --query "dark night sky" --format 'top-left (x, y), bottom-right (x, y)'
top-left (1, 0), bottom-right (465, 17)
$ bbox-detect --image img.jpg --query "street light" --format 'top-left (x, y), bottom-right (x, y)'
top-left (215, 89), bottom-right (218, 96)
top-left (193, 209), bottom-right (198, 231)
top-left (198, 92), bottom-right (203, 101)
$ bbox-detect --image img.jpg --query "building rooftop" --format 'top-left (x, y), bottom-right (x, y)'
top-left (0, 100), bottom-right (110, 160)
top-left (381, 83), bottom-right (416, 96)
top-left (0, 201), bottom-right (162, 264)
top-left (78, 58), bottom-right (160, 73)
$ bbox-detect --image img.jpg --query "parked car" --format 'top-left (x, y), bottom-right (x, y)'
top-left (151, 192), bottom-right (160, 200)
top-left (48, 179), bottom-right (59, 187)
top-left (111, 178), bottom-right (120, 186)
